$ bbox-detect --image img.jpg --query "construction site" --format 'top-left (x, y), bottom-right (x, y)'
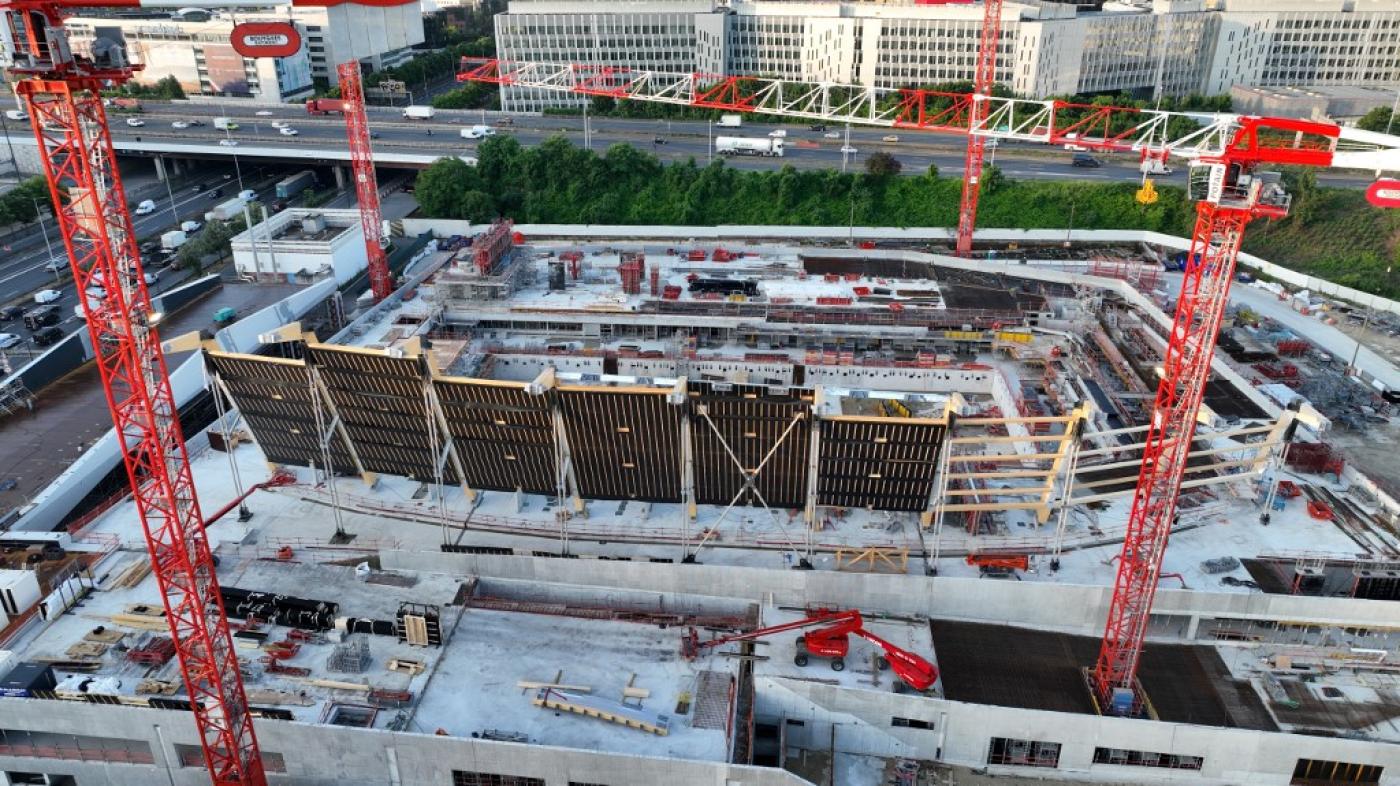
top-left (2, 0), bottom-right (1400, 783)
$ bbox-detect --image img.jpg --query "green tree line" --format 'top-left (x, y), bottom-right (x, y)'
top-left (414, 135), bottom-right (1400, 297)
top-left (0, 177), bottom-right (55, 229)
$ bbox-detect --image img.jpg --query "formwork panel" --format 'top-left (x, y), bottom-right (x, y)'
top-left (689, 383), bottom-right (810, 509)
top-left (206, 351), bottom-right (359, 474)
top-left (558, 388), bottom-right (682, 502)
top-left (818, 419), bottom-right (945, 510)
top-left (304, 345), bottom-right (446, 482)
top-left (433, 378), bottom-right (556, 495)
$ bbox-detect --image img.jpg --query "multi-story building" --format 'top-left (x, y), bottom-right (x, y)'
top-left (63, 1), bottom-right (425, 102)
top-left (65, 14), bottom-right (316, 104)
top-left (494, 0), bottom-right (1400, 112)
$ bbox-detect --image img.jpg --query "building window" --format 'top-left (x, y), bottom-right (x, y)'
top-left (0, 728), bottom-right (153, 765)
top-left (1292, 759), bottom-right (1383, 786)
top-left (987, 737), bottom-right (1061, 768)
top-left (451, 773), bottom-right (545, 786)
top-left (175, 745), bottom-right (286, 773)
top-left (891, 717), bottom-right (934, 730)
top-left (1093, 747), bottom-right (1203, 770)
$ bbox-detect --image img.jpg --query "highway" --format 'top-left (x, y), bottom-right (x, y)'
top-left (64, 100), bottom-right (1384, 190)
top-left (0, 162), bottom-right (301, 370)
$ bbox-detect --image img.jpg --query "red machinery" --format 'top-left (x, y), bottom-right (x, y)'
top-left (954, 0), bottom-right (1002, 257)
top-left (682, 608), bottom-right (938, 691)
top-left (305, 98), bottom-right (350, 116)
top-left (458, 57), bottom-right (1400, 719)
top-left (0, 1), bottom-right (403, 784)
top-left (337, 60), bottom-right (393, 301)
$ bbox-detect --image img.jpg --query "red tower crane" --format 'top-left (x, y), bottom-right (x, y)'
top-left (459, 56), bottom-right (1400, 714)
top-left (954, 0), bottom-right (1003, 257)
top-left (337, 59), bottom-right (393, 301)
top-left (4, 5), bottom-right (265, 783)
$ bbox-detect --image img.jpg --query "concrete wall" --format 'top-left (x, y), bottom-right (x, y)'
top-left (763, 678), bottom-right (1400, 785)
top-left (0, 698), bottom-right (809, 786)
top-left (368, 552), bottom-right (1400, 785)
top-left (379, 550), bottom-right (1400, 640)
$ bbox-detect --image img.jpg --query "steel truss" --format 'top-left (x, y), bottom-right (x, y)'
top-left (20, 78), bottom-right (264, 785)
top-left (338, 60), bottom-right (392, 301)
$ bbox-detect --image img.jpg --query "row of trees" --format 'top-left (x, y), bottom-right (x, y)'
top-left (414, 135), bottom-right (1194, 233)
top-left (413, 135), bottom-right (1400, 297)
top-left (0, 178), bottom-right (54, 230)
top-left (108, 75), bottom-right (186, 101)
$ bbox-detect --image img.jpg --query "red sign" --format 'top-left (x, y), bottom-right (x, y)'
top-left (1367, 179), bottom-right (1400, 209)
top-left (230, 22), bottom-right (302, 59)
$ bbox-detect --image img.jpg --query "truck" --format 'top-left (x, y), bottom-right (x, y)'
top-left (205, 196), bottom-right (248, 223)
top-left (402, 105), bottom-right (435, 120)
top-left (305, 98), bottom-right (349, 116)
top-left (108, 97), bottom-right (143, 113)
top-left (161, 230), bottom-right (188, 251)
top-left (214, 117), bottom-right (238, 131)
top-left (460, 125), bottom-right (496, 139)
top-left (715, 136), bottom-right (784, 157)
top-left (276, 170), bottom-right (317, 199)
top-left (1140, 159), bottom-right (1174, 176)
top-left (717, 114), bottom-right (743, 128)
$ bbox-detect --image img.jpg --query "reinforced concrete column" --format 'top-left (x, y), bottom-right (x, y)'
top-left (153, 155), bottom-right (167, 182)
top-left (334, 166), bottom-right (347, 188)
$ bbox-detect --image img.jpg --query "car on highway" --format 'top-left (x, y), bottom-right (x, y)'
top-left (238, 189), bottom-right (256, 201)
top-left (23, 306), bottom-right (60, 329)
top-left (1071, 153), bottom-right (1101, 168)
top-left (208, 187), bottom-right (224, 199)
top-left (43, 258), bottom-right (66, 274)
top-left (840, 146), bottom-right (858, 155)
top-left (4, 109), bottom-right (26, 121)
top-left (171, 121), bottom-right (188, 129)
top-left (187, 119), bottom-right (205, 127)
top-left (34, 289), bottom-right (61, 304)
top-left (0, 333), bottom-right (20, 350)
top-left (768, 129), bottom-right (787, 138)
top-left (125, 117), bottom-right (145, 127)
top-left (369, 131), bottom-right (380, 139)
top-left (32, 326), bottom-right (64, 347)
top-left (192, 183), bottom-right (206, 193)
top-left (271, 121), bottom-right (288, 129)
top-left (279, 127), bottom-right (299, 136)
top-left (0, 306), bottom-right (23, 323)
top-left (823, 131), bottom-right (841, 139)
top-left (134, 199), bottom-right (156, 215)
top-left (810, 124), bottom-right (828, 132)
top-left (255, 110), bottom-right (274, 116)
top-left (219, 138), bottom-right (238, 147)
top-left (181, 220), bottom-right (203, 233)
top-left (882, 135), bottom-right (899, 143)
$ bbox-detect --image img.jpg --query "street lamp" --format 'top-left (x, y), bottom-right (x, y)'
top-left (225, 127), bottom-right (245, 190)
top-left (1348, 266), bottom-right (1391, 376)
top-left (0, 109), bottom-right (20, 178)
top-left (32, 198), bottom-right (57, 277)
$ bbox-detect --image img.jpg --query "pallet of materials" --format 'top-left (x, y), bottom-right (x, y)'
top-left (531, 688), bottom-right (670, 736)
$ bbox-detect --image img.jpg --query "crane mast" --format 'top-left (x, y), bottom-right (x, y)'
top-left (954, 0), bottom-right (1002, 257)
top-left (459, 57), bottom-right (1400, 714)
top-left (337, 59), bottom-right (393, 301)
top-left (3, 3), bottom-right (270, 784)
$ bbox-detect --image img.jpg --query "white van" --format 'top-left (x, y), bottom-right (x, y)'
top-left (460, 125), bottom-right (495, 140)
top-left (5, 109), bottom-right (26, 121)
top-left (134, 199), bottom-right (156, 215)
top-left (238, 189), bottom-right (257, 201)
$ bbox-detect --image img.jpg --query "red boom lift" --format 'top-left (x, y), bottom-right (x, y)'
top-left (682, 608), bottom-right (938, 692)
